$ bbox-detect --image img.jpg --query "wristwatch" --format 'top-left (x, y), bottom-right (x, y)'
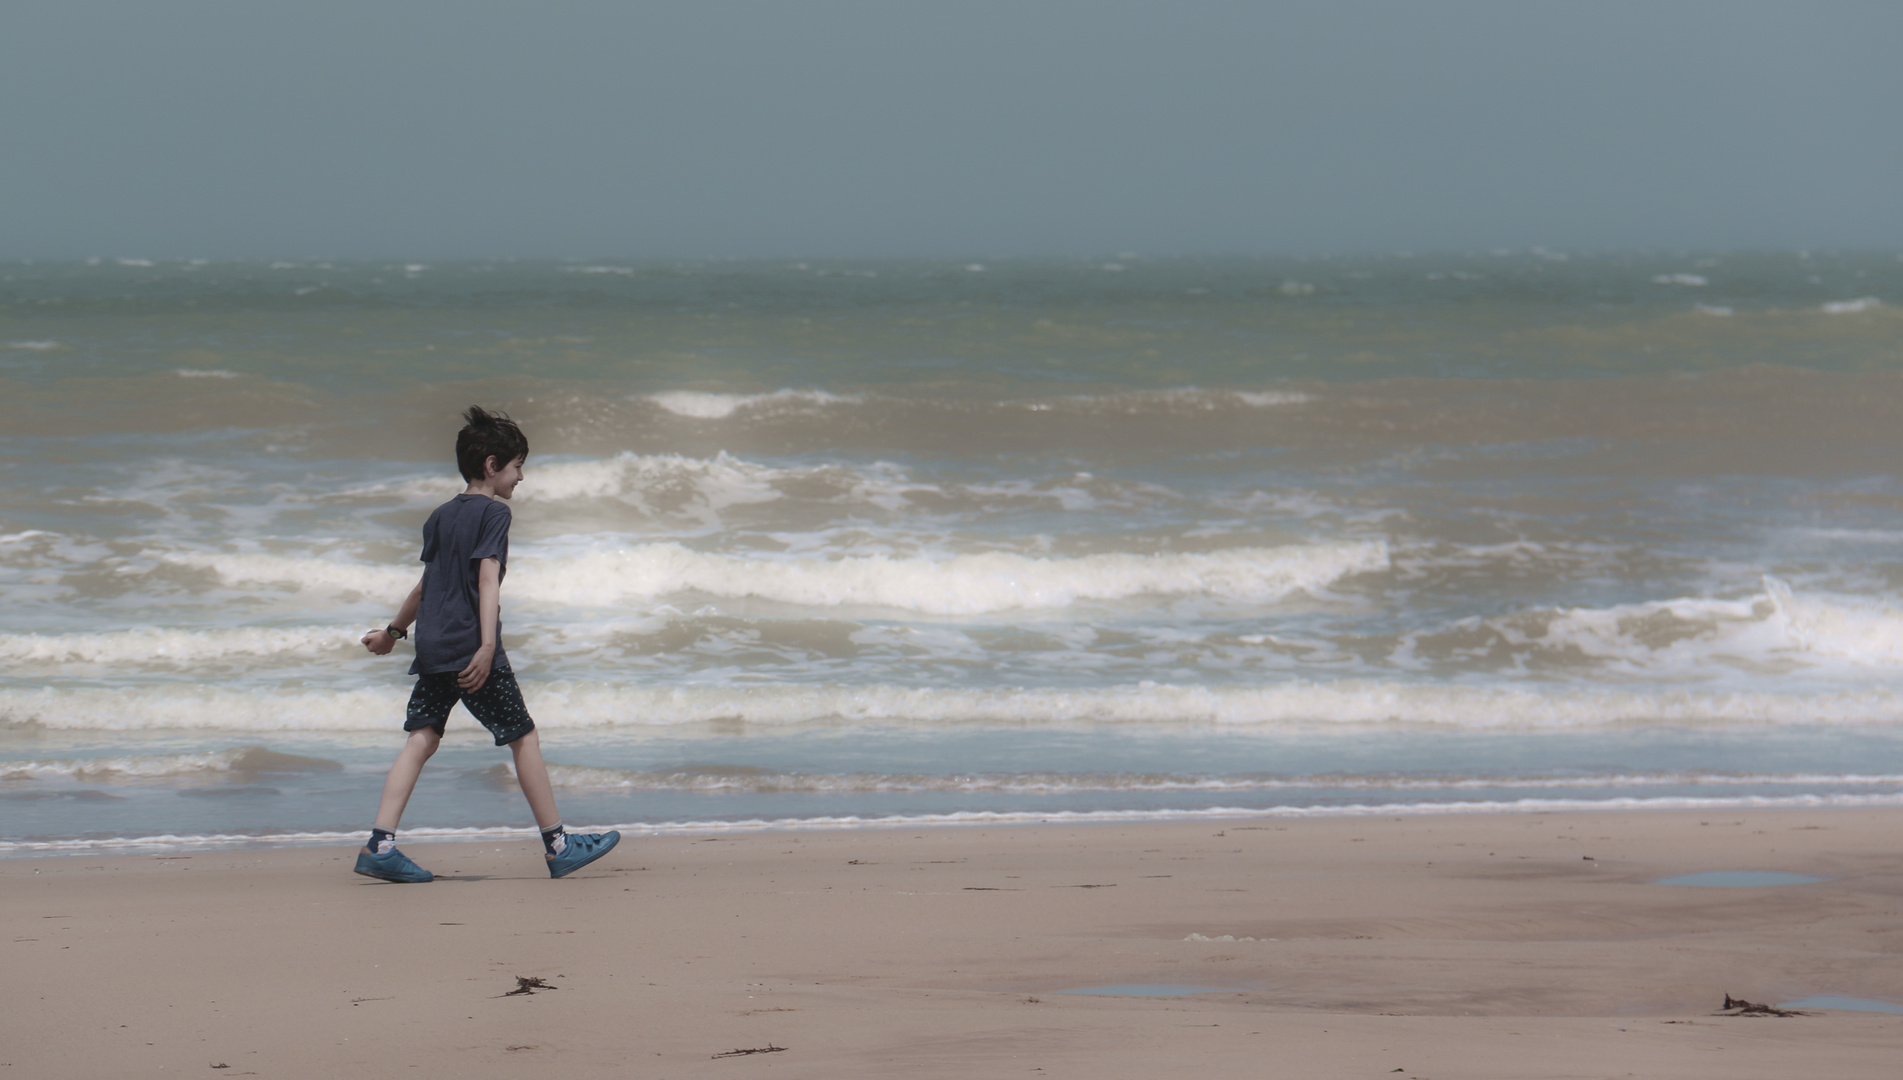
top-left (384, 624), bottom-right (408, 640)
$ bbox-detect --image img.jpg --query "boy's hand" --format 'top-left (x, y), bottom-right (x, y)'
top-left (362, 629), bottom-right (396, 656)
top-left (457, 645), bottom-right (495, 692)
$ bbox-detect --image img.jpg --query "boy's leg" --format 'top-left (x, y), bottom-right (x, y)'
top-left (508, 729), bottom-right (561, 830)
top-left (374, 726), bottom-right (442, 831)
top-left (465, 668), bottom-right (620, 876)
top-left (355, 722), bottom-right (442, 883)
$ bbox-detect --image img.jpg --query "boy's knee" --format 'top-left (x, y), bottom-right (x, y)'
top-left (408, 727), bottom-right (443, 755)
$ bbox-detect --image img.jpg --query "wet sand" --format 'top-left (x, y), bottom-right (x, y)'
top-left (5, 808), bottom-right (1902, 1078)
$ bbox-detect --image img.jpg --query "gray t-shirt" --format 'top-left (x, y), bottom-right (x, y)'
top-left (409, 493), bottom-right (512, 675)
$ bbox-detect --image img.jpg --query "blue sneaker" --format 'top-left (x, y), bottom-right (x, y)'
top-left (354, 845), bottom-right (434, 883)
top-left (547, 830), bottom-right (619, 878)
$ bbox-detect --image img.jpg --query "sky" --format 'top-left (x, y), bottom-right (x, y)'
top-left (3, 1), bottom-right (1899, 259)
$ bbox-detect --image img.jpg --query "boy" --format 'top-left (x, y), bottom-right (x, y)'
top-left (354, 406), bottom-right (618, 883)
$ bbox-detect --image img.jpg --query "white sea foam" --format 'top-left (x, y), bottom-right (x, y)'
top-left (570, 265), bottom-right (635, 275)
top-left (636, 386), bottom-right (1309, 423)
top-left (1232, 391), bottom-right (1311, 407)
top-left (3, 340), bottom-right (61, 351)
top-left (1653, 273), bottom-right (1708, 286)
top-left (1694, 304), bottom-right (1733, 316)
top-left (11, 678), bottom-right (1903, 734)
top-left (159, 553), bottom-right (416, 597)
top-left (0, 626), bottom-right (357, 667)
top-left (0, 747), bottom-right (340, 782)
top-left (507, 541), bottom-right (1388, 613)
top-left (515, 451), bottom-right (861, 510)
top-left (1394, 577), bottom-right (1903, 674)
top-left (325, 451), bottom-right (1184, 523)
top-left (321, 452), bottom-right (922, 523)
top-left (646, 389), bottom-right (860, 419)
top-left (1034, 388), bottom-right (1312, 414)
top-left (1822, 297), bottom-right (1882, 314)
top-left (163, 540), bottom-right (1386, 614)
top-left (174, 368), bottom-right (240, 379)
top-left (116, 258), bottom-right (154, 267)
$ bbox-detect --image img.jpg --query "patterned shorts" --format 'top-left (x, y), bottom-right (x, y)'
top-left (403, 667), bottom-right (536, 746)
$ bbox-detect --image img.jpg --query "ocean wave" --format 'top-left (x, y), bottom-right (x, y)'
top-left (163, 540), bottom-right (1388, 614)
top-left (0, 747), bottom-right (340, 782)
top-left (1046, 388), bottom-right (1311, 412)
top-left (1822, 297), bottom-right (1882, 314)
top-left (517, 452), bottom-right (914, 513)
top-left (10, 679), bottom-right (1903, 733)
top-left (3, 340), bottom-right (62, 351)
top-left (10, 792), bottom-right (1903, 853)
top-left (1393, 576), bottom-right (1903, 673)
top-left (158, 553), bottom-right (417, 597)
top-left (509, 541), bottom-right (1388, 613)
top-left (0, 626), bottom-right (359, 668)
top-left (646, 389), bottom-right (861, 419)
top-left (320, 452), bottom-right (919, 518)
top-left (632, 386), bottom-right (1311, 422)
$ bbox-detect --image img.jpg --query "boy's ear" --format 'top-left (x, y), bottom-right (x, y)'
top-left (483, 455), bottom-right (500, 479)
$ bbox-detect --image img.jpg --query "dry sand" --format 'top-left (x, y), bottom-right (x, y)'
top-left (5, 808), bottom-right (1902, 1078)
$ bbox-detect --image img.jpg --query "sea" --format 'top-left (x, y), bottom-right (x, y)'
top-left (5, 251), bottom-right (1903, 855)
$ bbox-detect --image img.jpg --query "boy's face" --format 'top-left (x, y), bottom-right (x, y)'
top-left (487, 455), bottom-right (526, 499)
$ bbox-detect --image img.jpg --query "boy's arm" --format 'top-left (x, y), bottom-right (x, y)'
top-left (362, 576), bottom-right (425, 656)
top-left (456, 557), bottom-right (502, 691)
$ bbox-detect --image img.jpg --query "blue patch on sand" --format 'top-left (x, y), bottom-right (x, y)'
top-left (1060, 984), bottom-right (1231, 997)
top-left (1779, 996), bottom-right (1903, 1014)
top-left (1652, 871), bottom-right (1826, 887)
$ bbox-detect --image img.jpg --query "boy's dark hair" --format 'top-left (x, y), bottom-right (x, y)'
top-left (456, 406), bottom-right (529, 481)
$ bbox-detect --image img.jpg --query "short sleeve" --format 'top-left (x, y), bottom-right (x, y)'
top-left (471, 502), bottom-right (511, 563)
top-left (418, 508), bottom-right (439, 563)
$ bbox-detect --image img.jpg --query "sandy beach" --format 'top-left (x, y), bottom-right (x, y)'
top-left (5, 808), bottom-right (1901, 1078)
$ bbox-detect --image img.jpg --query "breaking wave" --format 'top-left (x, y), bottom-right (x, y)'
top-left (161, 540), bottom-right (1389, 615)
top-left (8, 679), bottom-right (1903, 733)
top-left (0, 626), bottom-right (359, 668)
top-left (1, 747), bottom-right (340, 782)
top-left (645, 389), bottom-right (861, 419)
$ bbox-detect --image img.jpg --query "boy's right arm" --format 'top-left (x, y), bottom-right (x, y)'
top-left (362, 576), bottom-right (425, 655)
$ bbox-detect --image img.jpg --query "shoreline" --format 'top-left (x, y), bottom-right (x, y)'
top-left (7, 806), bottom-right (1901, 1077)
top-left (10, 790), bottom-right (1903, 858)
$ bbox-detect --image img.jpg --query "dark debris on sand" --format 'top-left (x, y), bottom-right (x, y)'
top-left (1717, 994), bottom-right (1805, 1017)
top-left (713, 1044), bottom-right (787, 1059)
top-left (503, 976), bottom-right (560, 996)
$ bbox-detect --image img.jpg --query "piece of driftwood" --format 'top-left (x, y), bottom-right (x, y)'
top-left (712, 1044), bottom-right (787, 1059)
top-left (1716, 994), bottom-right (1803, 1017)
top-left (504, 976), bottom-right (560, 996)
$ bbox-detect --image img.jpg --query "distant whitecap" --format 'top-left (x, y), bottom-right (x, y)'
top-left (1822, 297), bottom-right (1881, 314)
